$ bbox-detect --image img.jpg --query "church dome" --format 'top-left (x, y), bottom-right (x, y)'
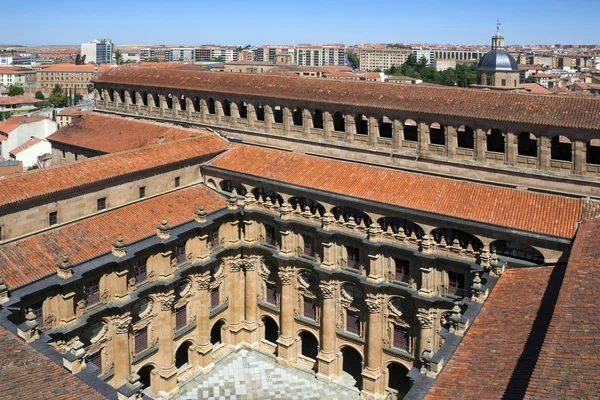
top-left (478, 49), bottom-right (519, 72)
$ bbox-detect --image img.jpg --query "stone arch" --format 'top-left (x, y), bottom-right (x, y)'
top-left (220, 179), bottom-right (248, 195)
top-left (587, 139), bottom-right (600, 165)
top-left (331, 206), bottom-right (372, 226)
top-left (431, 228), bottom-right (483, 252)
top-left (152, 93), bottom-right (160, 107)
top-left (165, 94), bottom-right (173, 109)
top-left (378, 217), bottom-right (425, 239)
top-left (355, 114), bottom-right (368, 135)
top-left (136, 364), bottom-right (156, 389)
top-left (106, 89), bottom-right (114, 103)
top-left (387, 362), bottom-right (412, 398)
top-left (252, 188), bottom-right (283, 205)
top-left (457, 125), bottom-right (474, 149)
top-left (175, 340), bottom-right (193, 369)
top-left (210, 319), bottom-right (226, 345)
top-left (490, 240), bottom-right (545, 263)
top-left (255, 103), bottom-right (265, 121)
top-left (312, 109), bottom-right (324, 129)
top-left (292, 107), bottom-right (303, 126)
top-left (193, 96), bottom-right (200, 112)
top-left (297, 269), bottom-right (320, 320)
top-left (206, 179), bottom-right (217, 189)
top-left (486, 128), bottom-right (505, 153)
top-left (429, 122), bottom-right (445, 145)
top-left (222, 99), bottom-right (232, 117)
top-left (518, 132), bottom-right (538, 157)
top-left (289, 197), bottom-right (326, 216)
top-left (403, 119), bottom-right (418, 142)
top-left (238, 101), bottom-right (248, 119)
top-left (140, 91), bottom-right (148, 106)
top-left (551, 135), bottom-right (572, 161)
top-left (93, 89), bottom-right (101, 102)
top-left (333, 111), bottom-right (345, 132)
top-left (340, 345), bottom-right (364, 390)
top-left (299, 330), bottom-right (319, 361)
top-left (207, 98), bottom-right (216, 115)
top-left (379, 116), bottom-right (393, 138)
top-left (128, 90), bottom-right (136, 105)
top-left (262, 315), bottom-right (279, 344)
top-left (273, 105), bottom-right (283, 123)
top-left (178, 95), bottom-right (186, 111)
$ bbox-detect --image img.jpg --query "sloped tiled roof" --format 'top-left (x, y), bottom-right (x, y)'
top-left (48, 112), bottom-right (216, 153)
top-left (0, 95), bottom-right (42, 106)
top-left (95, 66), bottom-right (600, 130)
top-left (0, 184), bottom-right (226, 290)
top-left (0, 135), bottom-right (228, 209)
top-left (0, 325), bottom-right (105, 400)
top-left (209, 145), bottom-right (584, 238)
top-left (425, 266), bottom-right (562, 400)
top-left (9, 137), bottom-right (45, 156)
top-left (0, 116), bottom-right (48, 134)
top-left (524, 218), bottom-right (600, 398)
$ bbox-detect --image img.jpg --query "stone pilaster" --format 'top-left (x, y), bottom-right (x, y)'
top-left (362, 294), bottom-right (384, 399)
top-left (194, 273), bottom-right (213, 371)
top-left (244, 258), bottom-right (259, 343)
top-left (228, 258), bottom-right (245, 345)
top-left (446, 125), bottom-right (457, 160)
top-left (316, 280), bottom-right (337, 382)
top-left (111, 314), bottom-right (132, 387)
top-left (153, 292), bottom-right (178, 397)
top-left (323, 111), bottom-right (332, 141)
top-left (573, 140), bottom-right (586, 175)
top-left (368, 117), bottom-right (377, 147)
top-left (418, 122), bottom-right (429, 154)
top-left (475, 128), bottom-right (486, 162)
top-left (417, 308), bottom-right (433, 358)
top-left (276, 266), bottom-right (295, 365)
top-left (418, 260), bottom-right (434, 297)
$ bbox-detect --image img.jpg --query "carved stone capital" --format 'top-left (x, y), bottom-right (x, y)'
top-left (365, 294), bottom-right (383, 314)
top-left (417, 308), bottom-right (433, 329)
top-left (278, 267), bottom-right (294, 285)
top-left (111, 315), bottom-right (132, 334)
top-left (196, 274), bottom-right (211, 291)
top-left (319, 282), bottom-right (336, 299)
top-left (155, 293), bottom-right (175, 311)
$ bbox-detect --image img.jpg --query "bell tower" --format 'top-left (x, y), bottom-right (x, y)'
top-left (492, 20), bottom-right (505, 50)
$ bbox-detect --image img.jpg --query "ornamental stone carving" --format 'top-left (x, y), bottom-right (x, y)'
top-left (319, 282), bottom-right (336, 299)
top-left (278, 267), bottom-right (294, 285)
top-left (365, 294), bottom-right (383, 314)
top-left (156, 293), bottom-right (175, 311)
top-left (112, 316), bottom-right (132, 334)
top-left (417, 308), bottom-right (433, 328)
top-left (196, 275), bottom-right (211, 291)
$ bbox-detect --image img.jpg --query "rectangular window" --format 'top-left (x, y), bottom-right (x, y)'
top-left (139, 186), bottom-right (146, 199)
top-left (97, 197), bottom-right (106, 211)
top-left (211, 287), bottom-right (220, 309)
top-left (89, 351), bottom-right (102, 375)
top-left (346, 310), bottom-right (360, 335)
top-left (83, 278), bottom-right (100, 307)
top-left (210, 228), bottom-right (220, 248)
top-left (49, 211), bottom-right (58, 226)
top-left (302, 234), bottom-right (314, 256)
top-left (448, 271), bottom-right (466, 297)
top-left (174, 176), bottom-right (180, 188)
top-left (394, 259), bottom-right (410, 283)
top-left (393, 325), bottom-right (409, 351)
top-left (134, 327), bottom-right (148, 354)
top-left (175, 306), bottom-right (187, 330)
top-left (175, 243), bottom-right (186, 265)
top-left (134, 259), bottom-right (147, 284)
top-left (347, 246), bottom-right (360, 270)
top-left (303, 297), bottom-right (316, 320)
top-left (30, 301), bottom-right (44, 329)
top-left (266, 283), bottom-right (277, 305)
top-left (265, 224), bottom-right (276, 246)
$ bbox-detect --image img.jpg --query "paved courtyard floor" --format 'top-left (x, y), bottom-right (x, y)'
top-left (175, 349), bottom-right (361, 400)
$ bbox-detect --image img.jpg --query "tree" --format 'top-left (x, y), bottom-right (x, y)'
top-left (8, 85), bottom-right (24, 96)
top-left (51, 109), bottom-right (56, 122)
top-left (75, 54), bottom-right (86, 65)
top-left (114, 50), bottom-right (124, 65)
top-left (34, 91), bottom-right (45, 100)
top-left (49, 84), bottom-right (67, 107)
top-left (347, 52), bottom-right (360, 69)
top-left (74, 93), bottom-right (83, 104)
top-left (87, 83), bottom-right (94, 94)
top-left (418, 56), bottom-right (428, 69)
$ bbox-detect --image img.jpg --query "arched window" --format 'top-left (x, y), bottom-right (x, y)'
top-left (137, 364), bottom-right (155, 389)
top-left (141, 92), bottom-right (148, 106)
top-left (403, 119), bottom-right (418, 142)
top-left (175, 341), bottom-right (192, 369)
top-left (551, 136), bottom-right (572, 161)
top-left (431, 228), bottom-right (483, 252)
top-left (222, 100), bottom-right (231, 117)
top-left (292, 108), bottom-right (303, 126)
top-left (333, 112), bottom-right (345, 132)
top-left (518, 132), bottom-right (537, 157)
top-left (298, 270), bottom-right (319, 320)
top-left (238, 101), bottom-right (248, 119)
top-left (341, 283), bottom-right (364, 337)
top-left (312, 109), bottom-right (324, 129)
top-left (378, 217), bottom-right (424, 239)
top-left (273, 106), bottom-right (283, 123)
top-left (153, 93), bottom-right (160, 107)
top-left (262, 315), bottom-right (279, 344)
top-left (252, 188), bottom-right (283, 205)
top-left (300, 331), bottom-right (319, 361)
top-left (587, 139), bottom-right (600, 165)
top-left (332, 206), bottom-right (372, 226)
top-left (256, 103), bottom-right (265, 121)
top-left (487, 128), bottom-right (504, 153)
top-left (207, 98), bottom-right (216, 115)
top-left (429, 122), bottom-right (445, 145)
top-left (341, 346), bottom-right (363, 390)
top-left (165, 94), bottom-right (173, 109)
top-left (491, 240), bottom-right (544, 263)
top-left (260, 259), bottom-right (279, 306)
top-left (379, 116), bottom-right (393, 138)
top-left (289, 197), bottom-right (325, 216)
top-left (193, 96), bottom-right (200, 112)
top-left (387, 363), bottom-right (412, 398)
top-left (179, 95), bottom-right (186, 111)
top-left (387, 297), bottom-right (414, 353)
top-left (129, 91), bottom-right (136, 105)
top-left (457, 125), bottom-right (474, 149)
top-left (210, 319), bottom-right (225, 345)
top-left (220, 180), bottom-right (247, 196)
top-left (355, 114), bottom-right (368, 135)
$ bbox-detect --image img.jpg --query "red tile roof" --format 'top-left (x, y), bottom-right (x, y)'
top-left (425, 266), bottom-right (561, 400)
top-left (0, 135), bottom-right (228, 209)
top-left (0, 325), bottom-right (106, 400)
top-left (0, 116), bottom-right (48, 134)
top-left (48, 112), bottom-right (217, 153)
top-left (95, 66), bottom-right (600, 130)
top-left (0, 95), bottom-right (42, 106)
top-left (57, 106), bottom-right (84, 117)
top-left (0, 184), bottom-right (226, 290)
top-left (519, 83), bottom-right (554, 95)
top-left (9, 137), bottom-right (45, 156)
top-left (209, 145), bottom-right (583, 238)
top-left (524, 218), bottom-right (600, 398)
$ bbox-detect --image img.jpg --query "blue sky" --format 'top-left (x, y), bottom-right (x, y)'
top-left (3, 0), bottom-right (599, 46)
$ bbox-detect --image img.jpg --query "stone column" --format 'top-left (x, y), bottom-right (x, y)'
top-left (283, 107), bottom-right (291, 134)
top-left (362, 295), bottom-right (384, 399)
top-left (368, 117), bottom-right (377, 147)
top-left (505, 131), bottom-right (516, 165)
top-left (244, 259), bottom-right (258, 343)
top-left (302, 109), bottom-right (311, 136)
top-left (345, 114), bottom-right (355, 143)
top-left (418, 122), bottom-right (429, 154)
top-left (539, 135), bottom-right (551, 170)
top-left (573, 140), bottom-right (586, 175)
top-left (111, 314), bottom-right (132, 387)
top-left (446, 126), bottom-right (457, 160)
top-left (228, 259), bottom-right (245, 345)
top-left (199, 100), bottom-right (207, 122)
top-left (417, 308), bottom-right (433, 358)
top-left (276, 266), bottom-right (295, 365)
top-left (154, 293), bottom-right (178, 397)
top-left (393, 119), bottom-right (403, 150)
top-left (215, 101), bottom-right (223, 124)
top-left (475, 128), bottom-right (486, 162)
top-left (316, 280), bottom-right (337, 382)
top-left (247, 104), bottom-right (256, 129)
top-left (194, 273), bottom-right (213, 371)
top-left (323, 111), bottom-right (332, 141)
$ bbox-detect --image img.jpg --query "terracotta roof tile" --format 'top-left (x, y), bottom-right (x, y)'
top-left (0, 135), bottom-right (228, 209)
top-left (57, 106), bottom-right (84, 117)
top-left (9, 137), bottom-right (44, 156)
top-left (0, 325), bottom-right (105, 400)
top-left (425, 266), bottom-right (562, 400)
top-left (0, 116), bottom-right (48, 134)
top-left (0, 184), bottom-right (226, 291)
top-left (209, 145), bottom-right (583, 238)
top-left (524, 218), bottom-right (600, 398)
top-left (0, 95), bottom-right (42, 106)
top-left (95, 67), bottom-right (600, 130)
top-left (48, 112), bottom-right (216, 153)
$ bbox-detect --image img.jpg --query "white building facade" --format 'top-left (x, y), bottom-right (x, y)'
top-left (81, 39), bottom-right (113, 64)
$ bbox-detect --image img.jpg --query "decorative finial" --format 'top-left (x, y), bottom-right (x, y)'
top-left (497, 19), bottom-right (501, 33)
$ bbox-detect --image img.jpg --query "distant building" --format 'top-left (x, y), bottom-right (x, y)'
top-left (412, 48), bottom-right (435, 65)
top-left (80, 39), bottom-right (113, 64)
top-left (0, 95), bottom-right (42, 112)
top-left (0, 116), bottom-right (57, 160)
top-left (9, 137), bottom-right (51, 170)
top-left (433, 49), bottom-right (486, 61)
top-left (358, 48), bottom-right (412, 71)
top-left (56, 107), bottom-right (85, 128)
top-left (35, 64), bottom-right (108, 96)
top-left (476, 25), bottom-right (520, 88)
top-left (165, 48), bottom-right (195, 62)
top-left (0, 68), bottom-right (36, 94)
top-left (0, 54), bottom-right (36, 67)
top-left (293, 45), bottom-right (346, 67)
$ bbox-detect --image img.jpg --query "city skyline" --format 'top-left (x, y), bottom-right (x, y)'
top-left (2, 0), bottom-right (599, 46)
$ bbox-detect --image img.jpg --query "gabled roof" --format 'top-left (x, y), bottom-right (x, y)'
top-left (0, 95), bottom-right (42, 106)
top-left (0, 135), bottom-right (228, 209)
top-left (57, 106), bottom-right (83, 117)
top-left (9, 137), bottom-right (45, 156)
top-left (0, 184), bottom-right (226, 290)
top-left (208, 145), bottom-right (584, 239)
top-left (95, 66), bottom-right (600, 130)
top-left (0, 116), bottom-right (48, 134)
top-left (48, 112), bottom-right (217, 153)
